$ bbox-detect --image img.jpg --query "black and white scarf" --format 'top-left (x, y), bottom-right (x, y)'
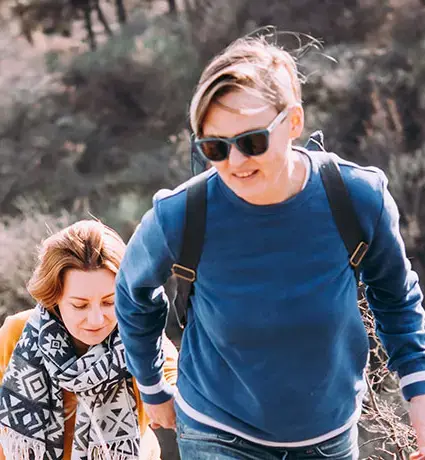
top-left (0, 305), bottom-right (142, 460)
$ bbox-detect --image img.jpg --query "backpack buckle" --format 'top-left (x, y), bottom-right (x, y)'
top-left (350, 242), bottom-right (369, 268)
top-left (172, 263), bottom-right (196, 282)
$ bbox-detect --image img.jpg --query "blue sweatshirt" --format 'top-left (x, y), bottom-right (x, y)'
top-left (115, 150), bottom-right (425, 446)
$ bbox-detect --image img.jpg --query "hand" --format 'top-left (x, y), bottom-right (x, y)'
top-left (144, 398), bottom-right (176, 430)
top-left (410, 452), bottom-right (425, 460)
top-left (410, 395), bottom-right (425, 455)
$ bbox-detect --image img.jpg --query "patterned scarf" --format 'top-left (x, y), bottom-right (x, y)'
top-left (0, 305), bottom-right (141, 460)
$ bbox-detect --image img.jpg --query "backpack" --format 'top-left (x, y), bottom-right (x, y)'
top-left (170, 131), bottom-right (370, 328)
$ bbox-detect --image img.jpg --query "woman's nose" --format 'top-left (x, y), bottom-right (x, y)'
top-left (87, 305), bottom-right (105, 327)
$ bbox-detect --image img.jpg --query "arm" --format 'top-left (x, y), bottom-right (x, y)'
top-left (0, 323), bottom-right (6, 460)
top-left (134, 334), bottom-right (179, 431)
top-left (0, 322), bottom-right (8, 460)
top-left (0, 315), bottom-right (26, 381)
top-left (361, 180), bottom-right (425, 399)
top-left (0, 313), bottom-right (30, 460)
top-left (116, 207), bottom-right (176, 405)
top-left (360, 179), bottom-right (425, 452)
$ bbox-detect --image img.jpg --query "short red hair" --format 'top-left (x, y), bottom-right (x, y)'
top-left (27, 220), bottom-right (125, 310)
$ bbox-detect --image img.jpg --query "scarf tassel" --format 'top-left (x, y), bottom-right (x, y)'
top-left (0, 426), bottom-right (46, 460)
top-left (89, 440), bottom-right (139, 460)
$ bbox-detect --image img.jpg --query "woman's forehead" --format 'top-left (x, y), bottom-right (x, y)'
top-left (62, 268), bottom-right (115, 298)
top-left (202, 92), bottom-right (277, 137)
top-left (214, 89), bottom-right (271, 114)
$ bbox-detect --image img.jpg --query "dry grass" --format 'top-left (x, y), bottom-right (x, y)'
top-left (358, 293), bottom-right (418, 459)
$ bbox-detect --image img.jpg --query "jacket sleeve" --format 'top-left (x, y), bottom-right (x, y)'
top-left (134, 334), bottom-right (178, 434)
top-left (0, 319), bottom-right (14, 385)
top-left (0, 312), bottom-right (30, 384)
top-left (0, 312), bottom-right (30, 460)
top-left (115, 207), bottom-right (176, 405)
top-left (361, 176), bottom-right (425, 401)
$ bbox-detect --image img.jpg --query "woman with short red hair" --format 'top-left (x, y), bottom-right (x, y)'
top-left (0, 220), bottom-right (177, 460)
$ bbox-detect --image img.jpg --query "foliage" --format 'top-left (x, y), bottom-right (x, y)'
top-left (0, 0), bottom-right (422, 297)
top-left (0, 203), bottom-right (80, 324)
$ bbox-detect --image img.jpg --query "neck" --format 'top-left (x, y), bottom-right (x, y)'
top-left (73, 338), bottom-right (89, 357)
top-left (251, 148), bottom-right (306, 205)
top-left (285, 148), bottom-right (307, 199)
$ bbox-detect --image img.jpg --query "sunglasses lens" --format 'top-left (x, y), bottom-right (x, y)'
top-left (198, 140), bottom-right (229, 162)
top-left (236, 132), bottom-right (268, 156)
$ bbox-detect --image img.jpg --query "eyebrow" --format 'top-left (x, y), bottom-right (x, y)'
top-left (69, 293), bottom-right (115, 301)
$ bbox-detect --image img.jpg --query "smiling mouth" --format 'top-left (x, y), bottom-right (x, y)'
top-left (85, 327), bottom-right (105, 332)
top-left (233, 170), bottom-right (258, 179)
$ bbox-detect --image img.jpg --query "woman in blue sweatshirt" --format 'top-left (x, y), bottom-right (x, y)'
top-left (115, 35), bottom-right (425, 459)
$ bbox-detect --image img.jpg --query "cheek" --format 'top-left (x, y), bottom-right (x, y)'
top-left (212, 160), bottom-right (226, 172)
top-left (61, 311), bottom-right (84, 331)
top-left (57, 303), bottom-right (84, 329)
top-left (251, 151), bottom-right (280, 173)
top-left (211, 162), bottom-right (231, 180)
top-left (263, 145), bottom-right (287, 169)
top-left (108, 313), bottom-right (118, 325)
top-left (105, 309), bottom-right (118, 325)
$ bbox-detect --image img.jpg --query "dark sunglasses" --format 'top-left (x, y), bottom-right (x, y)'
top-left (193, 107), bottom-right (291, 162)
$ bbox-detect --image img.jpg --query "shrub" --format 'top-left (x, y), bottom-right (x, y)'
top-left (0, 204), bottom-right (79, 325)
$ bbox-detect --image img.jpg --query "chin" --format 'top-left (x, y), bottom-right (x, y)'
top-left (234, 186), bottom-right (263, 203)
top-left (229, 177), bottom-right (264, 194)
top-left (81, 330), bottom-right (112, 345)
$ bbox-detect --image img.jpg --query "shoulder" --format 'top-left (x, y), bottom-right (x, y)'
top-left (306, 150), bottom-right (388, 241)
top-left (336, 154), bottom-right (386, 196)
top-left (0, 309), bottom-right (34, 339)
top-left (307, 150), bottom-right (386, 209)
top-left (334, 153), bottom-right (387, 240)
top-left (335, 154), bottom-right (387, 224)
top-left (153, 168), bottom-right (216, 217)
top-left (0, 309), bottom-right (35, 381)
top-left (149, 169), bottom-right (217, 258)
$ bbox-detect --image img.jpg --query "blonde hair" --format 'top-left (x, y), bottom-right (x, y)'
top-left (190, 36), bottom-right (302, 136)
top-left (27, 220), bottom-right (126, 310)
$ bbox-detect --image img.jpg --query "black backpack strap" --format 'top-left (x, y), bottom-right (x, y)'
top-left (318, 155), bottom-right (369, 284)
top-left (305, 130), bottom-right (325, 152)
top-left (304, 131), bottom-right (369, 282)
top-left (171, 174), bottom-right (208, 328)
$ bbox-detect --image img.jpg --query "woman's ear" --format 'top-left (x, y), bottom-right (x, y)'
top-left (289, 105), bottom-right (304, 140)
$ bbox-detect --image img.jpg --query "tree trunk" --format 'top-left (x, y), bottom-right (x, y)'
top-left (168, 0), bottom-right (177, 14)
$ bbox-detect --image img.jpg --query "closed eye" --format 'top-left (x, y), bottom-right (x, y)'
top-left (71, 303), bottom-right (88, 309)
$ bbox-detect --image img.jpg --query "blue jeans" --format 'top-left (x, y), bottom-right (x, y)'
top-left (176, 420), bottom-right (359, 460)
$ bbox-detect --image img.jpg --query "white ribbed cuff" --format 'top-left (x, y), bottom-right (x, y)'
top-left (400, 371), bottom-right (425, 389)
top-left (137, 378), bottom-right (169, 395)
